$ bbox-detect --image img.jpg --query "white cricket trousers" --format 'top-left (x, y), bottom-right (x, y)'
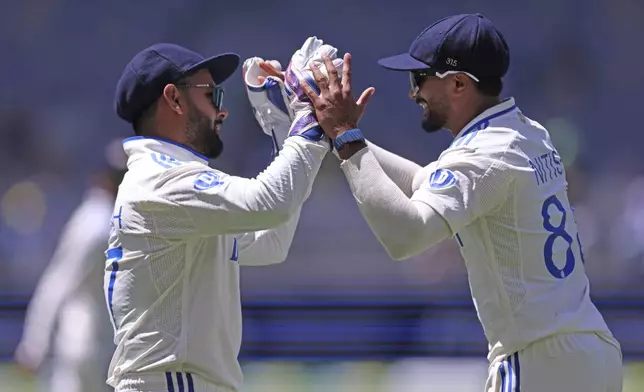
top-left (113, 372), bottom-right (236, 392)
top-left (486, 332), bottom-right (623, 392)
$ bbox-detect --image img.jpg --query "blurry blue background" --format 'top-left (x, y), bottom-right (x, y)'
top-left (1, 0), bottom-right (644, 390)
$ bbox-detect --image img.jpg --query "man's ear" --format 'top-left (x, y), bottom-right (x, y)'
top-left (455, 75), bottom-right (465, 89)
top-left (162, 84), bottom-right (184, 115)
top-left (452, 74), bottom-right (470, 96)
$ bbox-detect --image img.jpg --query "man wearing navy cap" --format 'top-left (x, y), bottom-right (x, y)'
top-left (104, 39), bottom-right (338, 392)
top-left (297, 13), bottom-right (623, 392)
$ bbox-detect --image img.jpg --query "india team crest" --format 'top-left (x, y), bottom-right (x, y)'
top-left (428, 169), bottom-right (457, 190)
top-left (193, 171), bottom-right (224, 190)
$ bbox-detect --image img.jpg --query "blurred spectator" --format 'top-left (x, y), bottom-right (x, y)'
top-left (13, 140), bottom-right (126, 392)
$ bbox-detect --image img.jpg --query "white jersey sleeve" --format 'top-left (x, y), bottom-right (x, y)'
top-left (224, 137), bottom-right (321, 266)
top-left (412, 161), bottom-right (438, 193)
top-left (411, 148), bottom-right (515, 235)
top-left (148, 137), bottom-right (327, 237)
top-left (366, 141), bottom-right (423, 197)
top-left (340, 147), bottom-right (451, 260)
top-left (235, 207), bottom-right (302, 266)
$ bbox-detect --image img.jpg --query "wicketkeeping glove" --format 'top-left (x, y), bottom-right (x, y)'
top-left (243, 57), bottom-right (293, 157)
top-left (283, 36), bottom-right (344, 145)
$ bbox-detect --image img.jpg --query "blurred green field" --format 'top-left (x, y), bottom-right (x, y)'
top-left (2, 360), bottom-right (643, 392)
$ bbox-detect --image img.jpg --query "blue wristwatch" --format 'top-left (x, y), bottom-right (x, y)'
top-left (333, 128), bottom-right (365, 151)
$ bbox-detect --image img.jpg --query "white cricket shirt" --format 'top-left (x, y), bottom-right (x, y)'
top-left (410, 98), bottom-right (620, 362)
top-left (104, 136), bottom-right (327, 390)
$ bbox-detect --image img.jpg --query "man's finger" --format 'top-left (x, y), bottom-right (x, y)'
top-left (341, 53), bottom-right (352, 97)
top-left (309, 62), bottom-right (329, 92)
top-left (299, 76), bottom-right (322, 106)
top-left (322, 54), bottom-right (340, 91)
top-left (356, 87), bottom-right (376, 120)
top-left (259, 61), bottom-right (284, 81)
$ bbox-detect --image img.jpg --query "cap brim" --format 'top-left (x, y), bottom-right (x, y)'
top-left (378, 52), bottom-right (430, 71)
top-left (188, 53), bottom-right (240, 85)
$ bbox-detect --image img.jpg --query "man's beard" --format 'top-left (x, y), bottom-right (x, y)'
top-left (417, 97), bottom-right (448, 133)
top-left (186, 106), bottom-right (224, 159)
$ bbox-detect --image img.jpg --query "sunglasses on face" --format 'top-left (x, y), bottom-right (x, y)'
top-left (409, 70), bottom-right (481, 95)
top-left (176, 83), bottom-right (225, 110)
top-left (409, 71), bottom-right (432, 95)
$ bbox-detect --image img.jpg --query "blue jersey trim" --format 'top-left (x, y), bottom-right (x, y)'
top-left (186, 373), bottom-right (194, 392)
top-left (499, 353), bottom-right (521, 391)
top-left (106, 247), bottom-right (123, 324)
top-left (452, 104), bottom-right (517, 147)
top-left (176, 372), bottom-right (185, 392)
top-left (165, 372), bottom-right (175, 392)
top-left (514, 352), bottom-right (521, 392)
top-left (123, 136), bottom-right (210, 161)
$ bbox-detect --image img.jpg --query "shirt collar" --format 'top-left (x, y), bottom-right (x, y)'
top-left (122, 136), bottom-right (210, 167)
top-left (451, 97), bottom-right (517, 146)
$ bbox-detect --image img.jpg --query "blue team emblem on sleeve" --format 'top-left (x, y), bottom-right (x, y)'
top-left (151, 153), bottom-right (183, 169)
top-left (428, 169), bottom-right (457, 190)
top-left (193, 171), bottom-right (223, 190)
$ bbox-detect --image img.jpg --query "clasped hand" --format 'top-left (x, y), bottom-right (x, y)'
top-left (258, 52), bottom-right (375, 141)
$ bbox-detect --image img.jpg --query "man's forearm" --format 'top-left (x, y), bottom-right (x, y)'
top-left (365, 141), bottom-right (423, 196)
top-left (339, 147), bottom-right (451, 260)
top-left (337, 140), bottom-right (423, 197)
top-left (237, 207), bottom-right (302, 266)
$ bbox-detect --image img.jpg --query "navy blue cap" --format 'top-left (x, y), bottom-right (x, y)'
top-left (115, 43), bottom-right (240, 124)
top-left (378, 14), bottom-right (509, 79)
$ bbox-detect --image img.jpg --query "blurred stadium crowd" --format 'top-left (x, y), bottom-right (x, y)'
top-left (1, 0), bottom-right (643, 297)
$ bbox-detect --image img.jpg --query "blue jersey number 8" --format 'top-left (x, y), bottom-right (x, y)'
top-left (541, 195), bottom-right (585, 279)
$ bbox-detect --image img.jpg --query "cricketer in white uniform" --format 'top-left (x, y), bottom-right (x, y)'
top-left (15, 155), bottom-right (126, 392)
top-left (299, 14), bottom-right (623, 392)
top-left (106, 39), bottom-right (337, 392)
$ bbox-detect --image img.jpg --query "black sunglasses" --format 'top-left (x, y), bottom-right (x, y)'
top-left (409, 71), bottom-right (432, 95)
top-left (409, 70), bottom-right (480, 95)
top-left (176, 83), bottom-right (225, 110)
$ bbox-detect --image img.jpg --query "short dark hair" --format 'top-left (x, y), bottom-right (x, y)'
top-left (475, 77), bottom-right (503, 97)
top-left (132, 101), bottom-right (158, 135)
top-left (132, 78), bottom-right (193, 135)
